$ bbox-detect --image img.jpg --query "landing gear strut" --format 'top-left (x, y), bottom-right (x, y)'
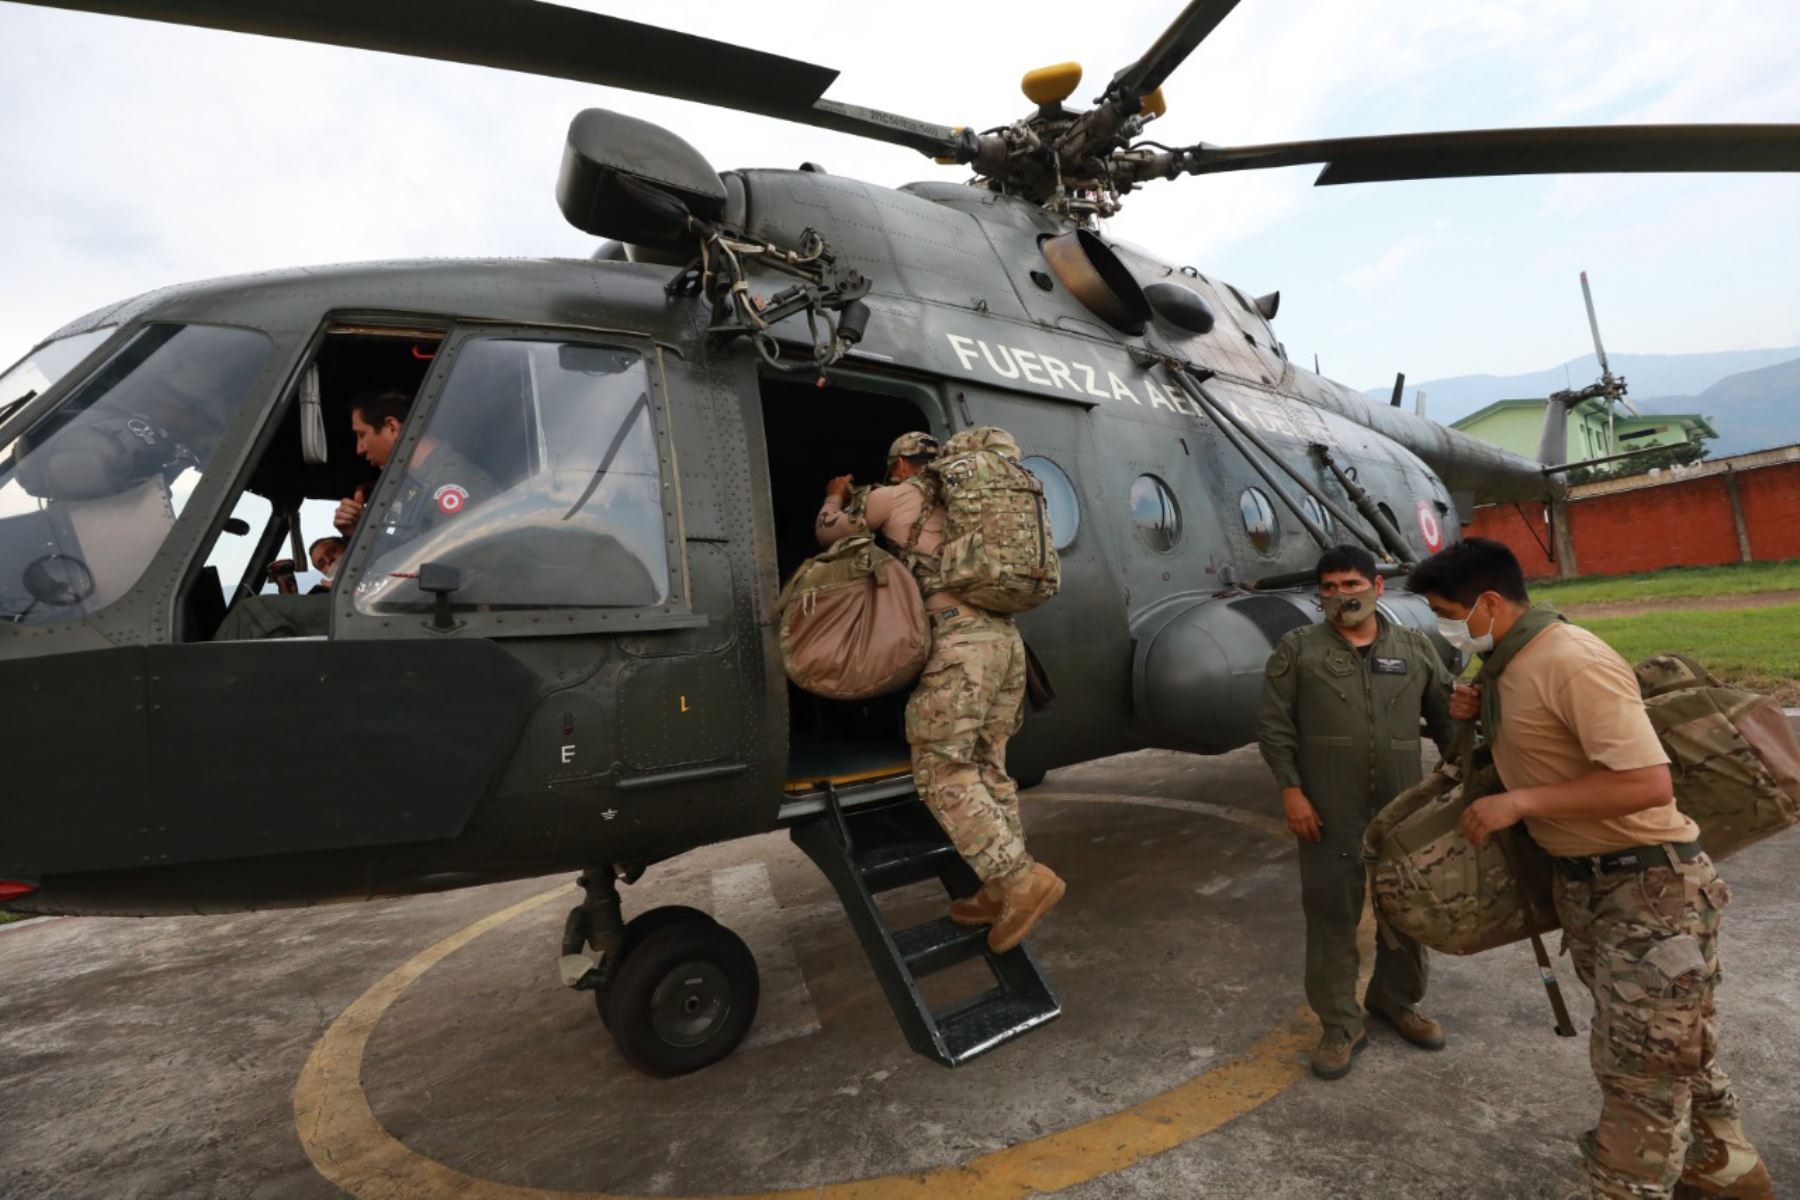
top-left (560, 868), bottom-right (761, 1077)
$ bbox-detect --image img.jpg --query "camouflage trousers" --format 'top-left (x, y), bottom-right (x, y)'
top-left (1555, 852), bottom-right (1761, 1199)
top-left (905, 606), bottom-right (1032, 885)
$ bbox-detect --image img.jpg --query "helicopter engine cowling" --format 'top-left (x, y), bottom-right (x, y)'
top-left (1129, 589), bottom-right (1453, 755)
top-left (557, 108), bottom-right (727, 250)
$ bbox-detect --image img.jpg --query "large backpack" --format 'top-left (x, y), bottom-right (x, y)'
top-left (1367, 653), bottom-right (1800, 956)
top-left (1635, 652), bottom-right (1800, 860)
top-left (1363, 738), bottom-right (1560, 957)
top-left (927, 427), bottom-right (1061, 614)
top-left (776, 536), bottom-right (930, 701)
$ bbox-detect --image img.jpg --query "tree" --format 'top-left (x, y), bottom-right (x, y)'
top-left (1565, 436), bottom-right (1711, 486)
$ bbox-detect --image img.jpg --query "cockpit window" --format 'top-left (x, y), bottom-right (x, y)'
top-left (351, 337), bottom-right (671, 616)
top-left (0, 323), bottom-right (272, 625)
top-left (0, 328), bottom-right (115, 428)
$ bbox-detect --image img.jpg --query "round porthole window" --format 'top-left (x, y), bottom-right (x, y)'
top-left (1301, 494), bottom-right (1333, 537)
top-left (1130, 474), bottom-right (1182, 552)
top-left (1239, 487), bottom-right (1279, 554)
top-left (1021, 455), bottom-right (1079, 550)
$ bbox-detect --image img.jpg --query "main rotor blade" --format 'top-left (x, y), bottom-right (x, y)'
top-left (801, 99), bottom-right (963, 159)
top-left (1111, 0), bottom-right (1243, 99)
top-left (1174, 124), bottom-right (1800, 184)
top-left (16, 0), bottom-right (839, 114)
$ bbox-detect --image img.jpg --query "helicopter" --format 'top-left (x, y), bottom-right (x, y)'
top-left (3, 0), bottom-right (1798, 1078)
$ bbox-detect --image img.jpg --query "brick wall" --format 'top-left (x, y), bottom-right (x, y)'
top-left (1465, 457), bottom-right (1800, 579)
top-left (1739, 464), bottom-right (1800, 562)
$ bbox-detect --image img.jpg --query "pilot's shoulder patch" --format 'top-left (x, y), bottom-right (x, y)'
top-left (1266, 644), bottom-right (1293, 678)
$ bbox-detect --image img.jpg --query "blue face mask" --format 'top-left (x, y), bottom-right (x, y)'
top-left (1437, 593), bottom-right (1496, 655)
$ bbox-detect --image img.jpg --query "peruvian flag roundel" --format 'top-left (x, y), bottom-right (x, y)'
top-left (434, 483), bottom-right (470, 515)
top-left (1417, 499), bottom-right (1444, 552)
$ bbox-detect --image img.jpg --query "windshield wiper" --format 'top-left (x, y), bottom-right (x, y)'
top-left (562, 392), bottom-right (651, 521)
top-left (0, 389), bottom-right (38, 428)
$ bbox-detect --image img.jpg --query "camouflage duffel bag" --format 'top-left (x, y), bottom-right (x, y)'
top-left (1637, 652), bottom-right (1800, 861)
top-left (777, 536), bottom-right (930, 701)
top-left (1364, 743), bottom-right (1560, 956)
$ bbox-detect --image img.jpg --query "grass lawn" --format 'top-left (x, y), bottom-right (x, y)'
top-left (1534, 559), bottom-right (1800, 607)
top-left (1574, 603), bottom-right (1800, 705)
top-left (0, 911), bottom-right (31, 924)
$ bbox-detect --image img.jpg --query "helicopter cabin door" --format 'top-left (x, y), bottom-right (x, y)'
top-left (328, 329), bottom-right (774, 851)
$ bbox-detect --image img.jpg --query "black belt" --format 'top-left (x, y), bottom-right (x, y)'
top-left (1555, 840), bottom-right (1704, 881)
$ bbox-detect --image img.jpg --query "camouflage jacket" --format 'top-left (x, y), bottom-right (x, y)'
top-left (1257, 616), bottom-right (1458, 840)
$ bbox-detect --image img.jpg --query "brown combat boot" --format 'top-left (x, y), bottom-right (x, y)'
top-left (949, 883), bottom-right (1002, 927)
top-left (1310, 1030), bottom-right (1368, 1080)
top-left (1674, 1161), bottom-right (1775, 1200)
top-left (986, 863), bottom-right (1065, 953)
top-left (1368, 1005), bottom-right (1446, 1050)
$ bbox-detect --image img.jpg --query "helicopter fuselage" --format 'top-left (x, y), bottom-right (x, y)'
top-left (0, 168), bottom-right (1548, 917)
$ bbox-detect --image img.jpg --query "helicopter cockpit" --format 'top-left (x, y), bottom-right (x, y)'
top-left (0, 323), bottom-right (271, 627)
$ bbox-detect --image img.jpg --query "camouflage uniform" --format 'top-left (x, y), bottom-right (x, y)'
top-left (1256, 616), bottom-right (1457, 1040)
top-left (906, 605), bottom-right (1032, 883)
top-left (1556, 853), bottom-right (1759, 1198)
top-left (883, 430), bottom-right (1034, 885)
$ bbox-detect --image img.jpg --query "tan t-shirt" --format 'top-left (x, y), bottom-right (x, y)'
top-left (1491, 622), bottom-right (1693, 857)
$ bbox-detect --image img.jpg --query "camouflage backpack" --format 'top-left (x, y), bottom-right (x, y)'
top-left (1363, 737), bottom-right (1560, 957)
top-left (1366, 653), bottom-right (1800, 957)
top-left (1634, 652), bottom-right (1800, 861)
top-left (926, 426), bottom-right (1061, 614)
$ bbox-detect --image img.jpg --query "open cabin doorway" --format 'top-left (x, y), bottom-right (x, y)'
top-left (757, 370), bottom-right (947, 794)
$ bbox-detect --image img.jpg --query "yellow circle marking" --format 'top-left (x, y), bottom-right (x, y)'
top-left (294, 794), bottom-right (1324, 1199)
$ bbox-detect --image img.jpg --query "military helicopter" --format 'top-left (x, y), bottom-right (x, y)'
top-left (4, 0), bottom-right (1798, 1078)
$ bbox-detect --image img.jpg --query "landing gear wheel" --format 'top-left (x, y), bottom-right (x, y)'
top-left (605, 917), bottom-right (759, 1077)
top-left (594, 905), bottom-right (716, 1027)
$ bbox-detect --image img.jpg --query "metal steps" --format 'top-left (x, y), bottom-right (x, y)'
top-left (790, 787), bottom-right (1061, 1067)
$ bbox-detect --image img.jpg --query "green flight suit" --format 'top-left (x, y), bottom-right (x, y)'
top-left (1256, 615), bottom-right (1457, 1040)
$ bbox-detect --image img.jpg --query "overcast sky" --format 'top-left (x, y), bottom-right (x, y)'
top-left (2, 0), bottom-right (1797, 392)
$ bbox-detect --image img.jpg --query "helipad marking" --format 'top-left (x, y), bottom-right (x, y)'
top-left (294, 793), bottom-right (1314, 1199)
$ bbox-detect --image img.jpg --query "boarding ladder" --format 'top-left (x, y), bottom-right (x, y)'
top-left (790, 787), bottom-right (1061, 1066)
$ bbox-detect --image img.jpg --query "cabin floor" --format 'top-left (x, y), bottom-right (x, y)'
top-left (4, 741), bottom-right (1798, 1199)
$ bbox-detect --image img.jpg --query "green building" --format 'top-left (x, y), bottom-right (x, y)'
top-left (1450, 397), bottom-right (1717, 463)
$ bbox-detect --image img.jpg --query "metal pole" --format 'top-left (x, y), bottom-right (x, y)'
top-left (1314, 446), bottom-right (1415, 563)
top-left (1164, 367), bottom-right (1335, 551)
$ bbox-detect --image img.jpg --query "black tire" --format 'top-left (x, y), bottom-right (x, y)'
top-left (605, 917), bottom-right (759, 1077)
top-left (595, 905), bottom-right (715, 1027)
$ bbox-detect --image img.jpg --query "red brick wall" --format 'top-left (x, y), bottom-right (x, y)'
top-left (1464, 461), bottom-right (1800, 579)
top-left (1570, 475), bottom-right (1742, 576)
top-left (1738, 463), bottom-right (1800, 562)
top-left (1466, 502), bottom-right (1557, 578)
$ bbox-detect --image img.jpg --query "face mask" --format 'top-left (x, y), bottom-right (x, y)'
top-left (1437, 594), bottom-right (1495, 654)
top-left (1321, 592), bottom-right (1376, 628)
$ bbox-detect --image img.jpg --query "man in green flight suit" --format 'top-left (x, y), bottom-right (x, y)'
top-left (1256, 543), bottom-right (1458, 1079)
top-left (332, 389), bottom-right (498, 541)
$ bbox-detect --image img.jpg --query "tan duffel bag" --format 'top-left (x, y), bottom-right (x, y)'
top-left (776, 536), bottom-right (929, 701)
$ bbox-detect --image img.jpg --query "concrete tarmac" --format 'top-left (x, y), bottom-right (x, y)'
top-left (2, 746), bottom-right (1795, 1199)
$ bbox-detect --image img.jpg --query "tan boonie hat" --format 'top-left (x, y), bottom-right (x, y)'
top-left (885, 431), bottom-right (940, 476)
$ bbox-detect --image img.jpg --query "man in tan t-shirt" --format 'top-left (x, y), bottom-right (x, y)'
top-left (1408, 538), bottom-right (1768, 1200)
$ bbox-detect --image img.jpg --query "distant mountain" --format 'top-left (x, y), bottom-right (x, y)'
top-left (1638, 358), bottom-right (1800, 457)
top-left (1362, 347), bottom-right (1800, 426)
